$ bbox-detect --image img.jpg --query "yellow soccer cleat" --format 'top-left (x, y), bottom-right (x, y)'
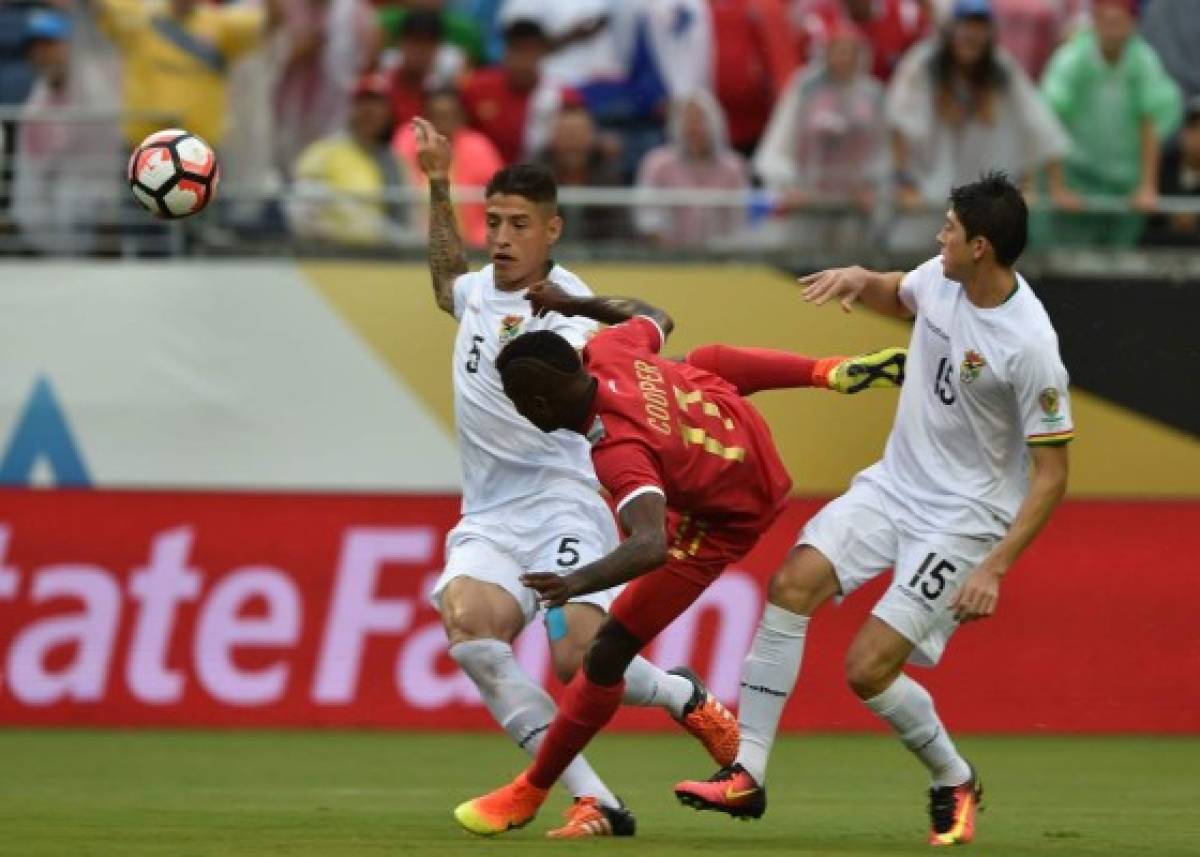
top-left (453, 772), bottom-right (548, 837)
top-left (817, 347), bottom-right (907, 394)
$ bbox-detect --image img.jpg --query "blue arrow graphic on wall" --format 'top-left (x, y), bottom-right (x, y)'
top-left (0, 377), bottom-right (91, 487)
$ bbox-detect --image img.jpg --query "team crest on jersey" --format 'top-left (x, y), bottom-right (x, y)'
top-left (960, 349), bottom-right (986, 384)
top-left (499, 314), bottom-right (524, 343)
top-left (1039, 387), bottom-right (1061, 418)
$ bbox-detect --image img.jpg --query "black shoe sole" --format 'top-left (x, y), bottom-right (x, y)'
top-left (674, 789), bottom-right (766, 820)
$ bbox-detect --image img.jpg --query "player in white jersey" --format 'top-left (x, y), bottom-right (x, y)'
top-left (676, 172), bottom-right (1073, 847)
top-left (411, 119), bottom-right (738, 839)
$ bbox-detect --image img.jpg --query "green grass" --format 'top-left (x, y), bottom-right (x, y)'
top-left (0, 731), bottom-right (1197, 856)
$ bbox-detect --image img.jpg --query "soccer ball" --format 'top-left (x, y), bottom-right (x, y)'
top-left (127, 129), bottom-right (219, 219)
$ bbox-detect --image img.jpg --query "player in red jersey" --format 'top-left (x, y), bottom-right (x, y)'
top-left (453, 284), bottom-right (905, 837)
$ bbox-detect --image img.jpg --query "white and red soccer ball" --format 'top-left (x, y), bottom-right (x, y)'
top-left (127, 129), bottom-right (219, 219)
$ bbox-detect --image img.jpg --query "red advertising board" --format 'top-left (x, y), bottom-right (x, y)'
top-left (1, 491), bottom-right (1197, 733)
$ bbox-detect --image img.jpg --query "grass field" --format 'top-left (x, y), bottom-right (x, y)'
top-left (1, 730), bottom-right (1197, 856)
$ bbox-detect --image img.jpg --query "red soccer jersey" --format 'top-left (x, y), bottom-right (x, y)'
top-left (581, 317), bottom-right (792, 526)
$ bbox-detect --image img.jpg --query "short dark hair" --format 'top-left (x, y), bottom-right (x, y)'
top-left (503, 18), bottom-right (548, 45)
top-left (496, 330), bottom-right (580, 380)
top-left (486, 163), bottom-right (558, 208)
top-left (400, 10), bottom-right (443, 41)
top-left (949, 171), bottom-right (1028, 267)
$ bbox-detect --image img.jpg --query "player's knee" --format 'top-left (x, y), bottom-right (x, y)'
top-left (844, 646), bottom-right (897, 699)
top-left (439, 585), bottom-right (520, 646)
top-left (767, 552), bottom-right (836, 615)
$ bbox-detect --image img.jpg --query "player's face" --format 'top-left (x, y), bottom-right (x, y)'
top-left (937, 209), bottom-right (976, 281)
top-left (486, 194), bottom-right (562, 288)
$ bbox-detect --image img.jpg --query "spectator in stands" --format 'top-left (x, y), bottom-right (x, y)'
top-left (754, 20), bottom-right (886, 246)
top-left (793, 0), bottom-right (930, 82)
top-left (273, 0), bottom-right (381, 178)
top-left (288, 72), bottom-right (413, 246)
top-left (88, 0), bottom-right (280, 150)
top-left (535, 103), bottom-right (630, 241)
top-left (710, 0), bottom-right (799, 156)
top-left (1140, 0), bottom-right (1199, 99)
top-left (383, 10), bottom-right (464, 134)
top-left (1144, 95), bottom-right (1200, 247)
top-left (499, 0), bottom-right (622, 89)
top-left (635, 90), bottom-right (749, 247)
top-left (462, 18), bottom-right (573, 163)
top-left (13, 8), bottom-right (121, 255)
top-left (1040, 0), bottom-right (1183, 246)
top-left (381, 0), bottom-right (486, 66)
top-left (885, 0), bottom-right (1072, 247)
top-left (988, 0), bottom-right (1079, 81)
top-left (393, 87), bottom-right (502, 247)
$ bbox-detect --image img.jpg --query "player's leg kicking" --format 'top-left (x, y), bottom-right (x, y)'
top-left (676, 483), bottom-right (982, 845)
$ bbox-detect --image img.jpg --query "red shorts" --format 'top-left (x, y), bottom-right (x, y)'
top-left (609, 505), bottom-right (782, 643)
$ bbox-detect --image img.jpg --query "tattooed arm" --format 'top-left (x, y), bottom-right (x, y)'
top-left (412, 118), bottom-right (468, 316)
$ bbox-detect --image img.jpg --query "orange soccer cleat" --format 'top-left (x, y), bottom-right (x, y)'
top-left (674, 762), bottom-right (766, 820)
top-left (453, 771), bottom-right (548, 837)
top-left (928, 766), bottom-right (983, 847)
top-left (668, 666), bottom-right (740, 767)
top-left (545, 796), bottom-right (637, 839)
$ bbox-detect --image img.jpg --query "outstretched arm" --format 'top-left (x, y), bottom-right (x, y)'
top-left (800, 266), bottom-right (912, 319)
top-left (412, 118), bottom-right (467, 316)
top-left (521, 491), bottom-right (668, 608)
top-left (526, 281), bottom-right (675, 338)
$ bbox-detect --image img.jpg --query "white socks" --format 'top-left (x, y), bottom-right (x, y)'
top-left (449, 639), bottom-right (619, 807)
top-left (621, 657), bottom-right (694, 718)
top-left (863, 673), bottom-right (971, 787)
top-left (735, 603), bottom-right (810, 784)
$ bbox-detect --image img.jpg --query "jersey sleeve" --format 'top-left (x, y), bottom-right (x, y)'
top-left (451, 272), bottom-right (481, 321)
top-left (1013, 337), bottom-right (1075, 446)
top-left (585, 316), bottom-right (666, 359)
top-left (897, 256), bottom-right (944, 315)
top-left (591, 436), bottom-right (666, 515)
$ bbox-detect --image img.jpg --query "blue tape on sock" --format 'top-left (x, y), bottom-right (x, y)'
top-left (545, 606), bottom-right (568, 641)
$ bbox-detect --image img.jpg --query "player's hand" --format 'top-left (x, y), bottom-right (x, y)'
top-left (521, 571), bottom-right (577, 609)
top-left (799, 266), bottom-right (871, 313)
top-left (949, 563), bottom-right (1005, 623)
top-left (526, 280), bottom-right (576, 317)
top-left (412, 117), bottom-right (451, 180)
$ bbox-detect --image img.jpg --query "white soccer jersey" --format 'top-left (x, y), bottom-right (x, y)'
top-left (451, 264), bottom-right (599, 514)
top-left (857, 256), bottom-right (1075, 540)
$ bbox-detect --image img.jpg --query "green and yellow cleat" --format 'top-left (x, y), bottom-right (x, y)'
top-left (453, 772), bottom-right (547, 837)
top-left (818, 347), bottom-right (907, 394)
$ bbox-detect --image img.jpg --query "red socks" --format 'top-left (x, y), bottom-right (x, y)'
top-left (526, 674), bottom-right (624, 790)
top-left (686, 344), bottom-right (842, 394)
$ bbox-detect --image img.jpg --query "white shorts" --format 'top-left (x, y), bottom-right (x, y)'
top-left (798, 479), bottom-right (996, 666)
top-left (430, 484), bottom-right (621, 627)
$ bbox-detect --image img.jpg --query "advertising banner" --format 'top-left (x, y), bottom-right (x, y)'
top-left (2, 491), bottom-right (1196, 733)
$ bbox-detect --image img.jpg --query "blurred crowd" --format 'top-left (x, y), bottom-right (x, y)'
top-left (1, 0), bottom-right (1198, 254)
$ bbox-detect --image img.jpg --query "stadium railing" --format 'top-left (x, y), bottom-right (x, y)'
top-left (1, 108), bottom-right (1199, 273)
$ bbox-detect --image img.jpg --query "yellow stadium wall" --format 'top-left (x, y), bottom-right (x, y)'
top-left (304, 262), bottom-right (1199, 498)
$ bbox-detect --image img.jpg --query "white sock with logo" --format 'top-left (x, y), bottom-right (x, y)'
top-left (862, 673), bottom-right (971, 787)
top-left (735, 603), bottom-right (810, 784)
top-left (621, 656), bottom-right (693, 718)
top-left (449, 639), bottom-right (619, 807)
